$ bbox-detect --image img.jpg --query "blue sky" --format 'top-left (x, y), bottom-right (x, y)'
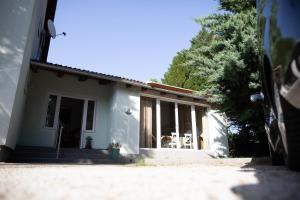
top-left (48, 0), bottom-right (219, 82)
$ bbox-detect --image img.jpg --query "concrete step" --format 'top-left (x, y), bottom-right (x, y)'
top-left (9, 155), bottom-right (136, 164)
top-left (10, 146), bottom-right (113, 163)
top-left (15, 146), bottom-right (109, 154)
top-left (9, 157), bottom-right (119, 164)
top-left (15, 146), bottom-right (57, 153)
top-left (11, 152), bottom-right (109, 159)
top-left (139, 148), bottom-right (216, 165)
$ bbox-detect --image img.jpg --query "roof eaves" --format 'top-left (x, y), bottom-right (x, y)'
top-left (30, 60), bottom-right (147, 87)
top-left (30, 60), bottom-right (207, 101)
top-left (144, 86), bottom-right (207, 101)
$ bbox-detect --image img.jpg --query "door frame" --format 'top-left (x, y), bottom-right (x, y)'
top-left (43, 91), bottom-right (97, 149)
top-left (57, 96), bottom-right (84, 148)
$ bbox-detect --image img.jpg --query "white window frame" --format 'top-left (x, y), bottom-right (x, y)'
top-left (82, 99), bottom-right (97, 133)
top-left (43, 93), bottom-right (61, 130)
top-left (42, 91), bottom-right (97, 148)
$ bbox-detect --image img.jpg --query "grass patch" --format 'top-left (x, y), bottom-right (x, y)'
top-left (135, 159), bottom-right (146, 166)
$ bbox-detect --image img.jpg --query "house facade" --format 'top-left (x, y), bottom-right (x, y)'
top-left (18, 61), bottom-right (229, 156)
top-left (0, 0), bottom-right (229, 161)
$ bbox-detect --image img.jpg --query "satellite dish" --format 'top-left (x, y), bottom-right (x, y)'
top-left (47, 19), bottom-right (56, 39)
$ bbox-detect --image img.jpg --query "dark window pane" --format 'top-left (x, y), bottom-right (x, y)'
top-left (45, 95), bottom-right (57, 127)
top-left (86, 100), bottom-right (95, 130)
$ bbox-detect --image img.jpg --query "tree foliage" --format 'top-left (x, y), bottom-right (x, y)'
top-left (219, 0), bottom-right (256, 13)
top-left (163, 0), bottom-right (268, 156)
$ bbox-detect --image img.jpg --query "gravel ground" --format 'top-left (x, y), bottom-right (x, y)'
top-left (1, 158), bottom-right (300, 200)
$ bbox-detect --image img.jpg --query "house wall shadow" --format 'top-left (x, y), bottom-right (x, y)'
top-left (230, 158), bottom-right (300, 199)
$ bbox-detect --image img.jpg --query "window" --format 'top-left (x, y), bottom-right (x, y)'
top-left (45, 95), bottom-right (57, 127)
top-left (85, 100), bottom-right (95, 131)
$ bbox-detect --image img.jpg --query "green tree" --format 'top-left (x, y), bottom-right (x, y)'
top-left (163, 0), bottom-right (268, 156)
top-left (149, 78), bottom-right (160, 83)
top-left (162, 29), bottom-right (214, 92)
top-left (219, 0), bottom-right (255, 13)
top-left (162, 50), bottom-right (204, 91)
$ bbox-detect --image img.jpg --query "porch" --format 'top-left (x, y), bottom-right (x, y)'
top-left (139, 95), bottom-right (210, 151)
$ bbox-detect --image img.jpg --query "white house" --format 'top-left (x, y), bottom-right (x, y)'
top-left (0, 0), bottom-right (229, 161)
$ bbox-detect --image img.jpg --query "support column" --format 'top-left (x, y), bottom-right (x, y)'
top-left (175, 102), bottom-right (180, 148)
top-left (156, 99), bottom-right (161, 148)
top-left (202, 107), bottom-right (209, 149)
top-left (80, 98), bottom-right (87, 149)
top-left (191, 105), bottom-right (198, 150)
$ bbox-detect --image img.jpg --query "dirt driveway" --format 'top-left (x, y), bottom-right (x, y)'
top-left (0, 158), bottom-right (300, 200)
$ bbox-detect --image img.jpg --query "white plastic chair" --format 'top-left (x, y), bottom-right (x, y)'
top-left (169, 132), bottom-right (178, 148)
top-left (184, 133), bottom-right (192, 149)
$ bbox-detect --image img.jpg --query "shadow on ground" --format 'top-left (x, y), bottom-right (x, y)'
top-left (231, 158), bottom-right (300, 200)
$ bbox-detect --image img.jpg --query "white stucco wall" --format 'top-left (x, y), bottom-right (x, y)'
top-left (108, 84), bottom-right (140, 154)
top-left (19, 71), bottom-right (141, 154)
top-left (207, 110), bottom-right (229, 157)
top-left (0, 0), bottom-right (48, 149)
top-left (18, 70), bottom-right (114, 149)
top-left (18, 68), bottom-right (228, 157)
